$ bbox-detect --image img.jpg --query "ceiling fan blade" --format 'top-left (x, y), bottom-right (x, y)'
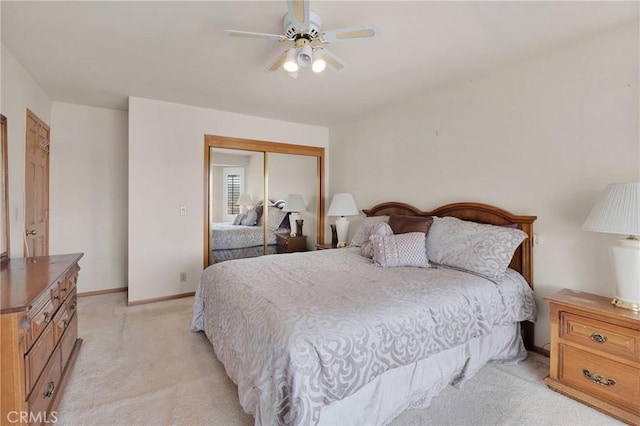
top-left (266, 50), bottom-right (288, 72)
top-left (224, 30), bottom-right (288, 42)
top-left (320, 25), bottom-right (379, 44)
top-left (315, 48), bottom-right (347, 73)
top-left (286, 0), bottom-right (310, 30)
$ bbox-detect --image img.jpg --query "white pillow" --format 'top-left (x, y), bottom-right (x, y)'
top-left (267, 206), bottom-right (288, 232)
top-left (349, 216), bottom-right (390, 247)
top-left (232, 213), bottom-right (244, 225)
top-left (241, 209), bottom-right (258, 226)
top-left (371, 232), bottom-right (429, 268)
top-left (426, 216), bottom-right (527, 281)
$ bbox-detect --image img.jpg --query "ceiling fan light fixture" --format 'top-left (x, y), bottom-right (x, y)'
top-left (283, 48), bottom-right (299, 72)
top-left (297, 43), bottom-right (313, 67)
top-left (312, 50), bottom-right (326, 73)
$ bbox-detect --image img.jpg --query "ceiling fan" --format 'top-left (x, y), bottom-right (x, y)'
top-left (224, 0), bottom-right (379, 78)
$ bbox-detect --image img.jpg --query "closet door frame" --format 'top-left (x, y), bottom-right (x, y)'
top-left (203, 135), bottom-right (325, 268)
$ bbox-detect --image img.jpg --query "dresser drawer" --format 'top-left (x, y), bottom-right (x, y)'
top-left (61, 267), bottom-right (79, 298)
top-left (559, 344), bottom-right (640, 414)
top-left (24, 321), bottom-right (56, 398)
top-left (52, 302), bottom-right (70, 345)
top-left (27, 347), bottom-right (62, 426)
top-left (59, 311), bottom-right (78, 368)
top-left (50, 282), bottom-right (63, 309)
top-left (561, 312), bottom-right (640, 362)
top-left (26, 297), bottom-right (55, 351)
top-left (66, 288), bottom-right (78, 317)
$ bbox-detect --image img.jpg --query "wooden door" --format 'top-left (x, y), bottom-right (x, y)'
top-left (24, 109), bottom-right (49, 257)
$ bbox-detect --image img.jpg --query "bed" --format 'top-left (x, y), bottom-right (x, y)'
top-left (193, 201), bottom-right (537, 425)
top-left (211, 204), bottom-right (290, 263)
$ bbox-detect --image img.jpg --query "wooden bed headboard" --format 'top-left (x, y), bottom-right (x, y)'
top-left (363, 201), bottom-right (537, 350)
top-left (362, 201), bottom-right (537, 287)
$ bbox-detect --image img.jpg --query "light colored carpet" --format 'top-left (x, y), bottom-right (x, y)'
top-left (57, 292), bottom-right (623, 426)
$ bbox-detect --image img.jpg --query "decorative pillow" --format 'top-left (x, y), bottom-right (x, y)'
top-left (371, 232), bottom-right (429, 268)
top-left (232, 213), bottom-right (244, 225)
top-left (267, 205), bottom-right (288, 232)
top-left (361, 222), bottom-right (394, 258)
top-left (273, 199), bottom-right (286, 209)
top-left (349, 216), bottom-right (390, 247)
top-left (426, 216), bottom-right (527, 281)
top-left (388, 215), bottom-right (433, 235)
top-left (241, 208), bottom-right (258, 226)
top-left (254, 205), bottom-right (264, 225)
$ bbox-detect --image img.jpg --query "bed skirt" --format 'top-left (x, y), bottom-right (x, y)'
top-left (318, 323), bottom-right (526, 425)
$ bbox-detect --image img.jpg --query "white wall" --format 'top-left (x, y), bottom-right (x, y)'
top-left (128, 97), bottom-right (329, 303)
top-left (329, 21), bottom-right (640, 348)
top-left (50, 102), bottom-right (128, 293)
top-left (1, 45), bottom-right (52, 257)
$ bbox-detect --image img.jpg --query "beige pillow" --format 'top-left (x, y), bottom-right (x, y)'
top-left (361, 222), bottom-right (394, 258)
top-left (371, 232), bottom-right (429, 268)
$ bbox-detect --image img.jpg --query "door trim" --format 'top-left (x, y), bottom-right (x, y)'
top-left (24, 109), bottom-right (50, 257)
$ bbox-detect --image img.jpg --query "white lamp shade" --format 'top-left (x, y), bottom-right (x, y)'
top-left (236, 193), bottom-right (253, 207)
top-left (283, 194), bottom-right (306, 212)
top-left (327, 193), bottom-right (359, 217)
top-left (583, 182), bottom-right (640, 236)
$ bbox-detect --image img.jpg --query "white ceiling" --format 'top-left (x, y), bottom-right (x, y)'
top-left (2, 1), bottom-right (638, 127)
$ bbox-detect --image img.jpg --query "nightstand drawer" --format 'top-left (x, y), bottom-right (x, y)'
top-left (559, 344), bottom-right (640, 414)
top-left (561, 312), bottom-right (640, 362)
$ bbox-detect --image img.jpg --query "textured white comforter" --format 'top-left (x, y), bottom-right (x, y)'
top-left (192, 248), bottom-right (536, 425)
top-left (211, 222), bottom-right (277, 250)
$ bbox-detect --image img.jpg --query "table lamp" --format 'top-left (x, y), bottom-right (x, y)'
top-left (235, 193), bottom-right (253, 214)
top-left (327, 193), bottom-right (359, 247)
top-left (283, 194), bottom-right (306, 236)
top-left (583, 182), bottom-right (640, 311)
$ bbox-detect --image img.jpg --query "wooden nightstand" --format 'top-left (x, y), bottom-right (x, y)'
top-left (276, 233), bottom-right (307, 254)
top-left (316, 244), bottom-right (338, 250)
top-left (544, 289), bottom-right (640, 424)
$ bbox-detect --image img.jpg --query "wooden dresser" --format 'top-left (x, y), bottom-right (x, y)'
top-left (544, 289), bottom-right (640, 425)
top-left (1, 254), bottom-right (83, 426)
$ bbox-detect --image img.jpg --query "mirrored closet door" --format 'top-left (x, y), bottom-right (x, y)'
top-left (208, 147), bottom-right (265, 265)
top-left (204, 135), bottom-right (324, 267)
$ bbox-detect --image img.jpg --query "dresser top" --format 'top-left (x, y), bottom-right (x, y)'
top-left (1, 253), bottom-right (83, 314)
top-left (545, 288), bottom-right (640, 325)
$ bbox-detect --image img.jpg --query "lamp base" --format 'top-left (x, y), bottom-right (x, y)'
top-left (611, 297), bottom-right (640, 312)
top-left (335, 217), bottom-right (350, 248)
top-left (610, 237), bottom-right (640, 312)
top-left (289, 212), bottom-right (301, 236)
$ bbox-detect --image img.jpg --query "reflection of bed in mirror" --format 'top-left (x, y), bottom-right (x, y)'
top-left (211, 203), bottom-right (290, 263)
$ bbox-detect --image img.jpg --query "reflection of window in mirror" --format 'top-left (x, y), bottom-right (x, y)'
top-left (1, 114), bottom-right (9, 262)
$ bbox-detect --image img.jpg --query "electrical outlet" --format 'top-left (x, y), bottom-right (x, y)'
top-left (180, 272), bottom-right (187, 282)
top-left (180, 206), bottom-right (187, 216)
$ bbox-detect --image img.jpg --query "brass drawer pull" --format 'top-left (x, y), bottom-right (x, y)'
top-left (43, 311), bottom-right (51, 323)
top-left (590, 332), bottom-right (607, 343)
top-left (62, 319), bottom-right (68, 329)
top-left (43, 381), bottom-right (55, 398)
top-left (582, 369), bottom-right (616, 386)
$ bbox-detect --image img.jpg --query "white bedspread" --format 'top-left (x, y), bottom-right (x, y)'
top-left (192, 248), bottom-right (536, 425)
